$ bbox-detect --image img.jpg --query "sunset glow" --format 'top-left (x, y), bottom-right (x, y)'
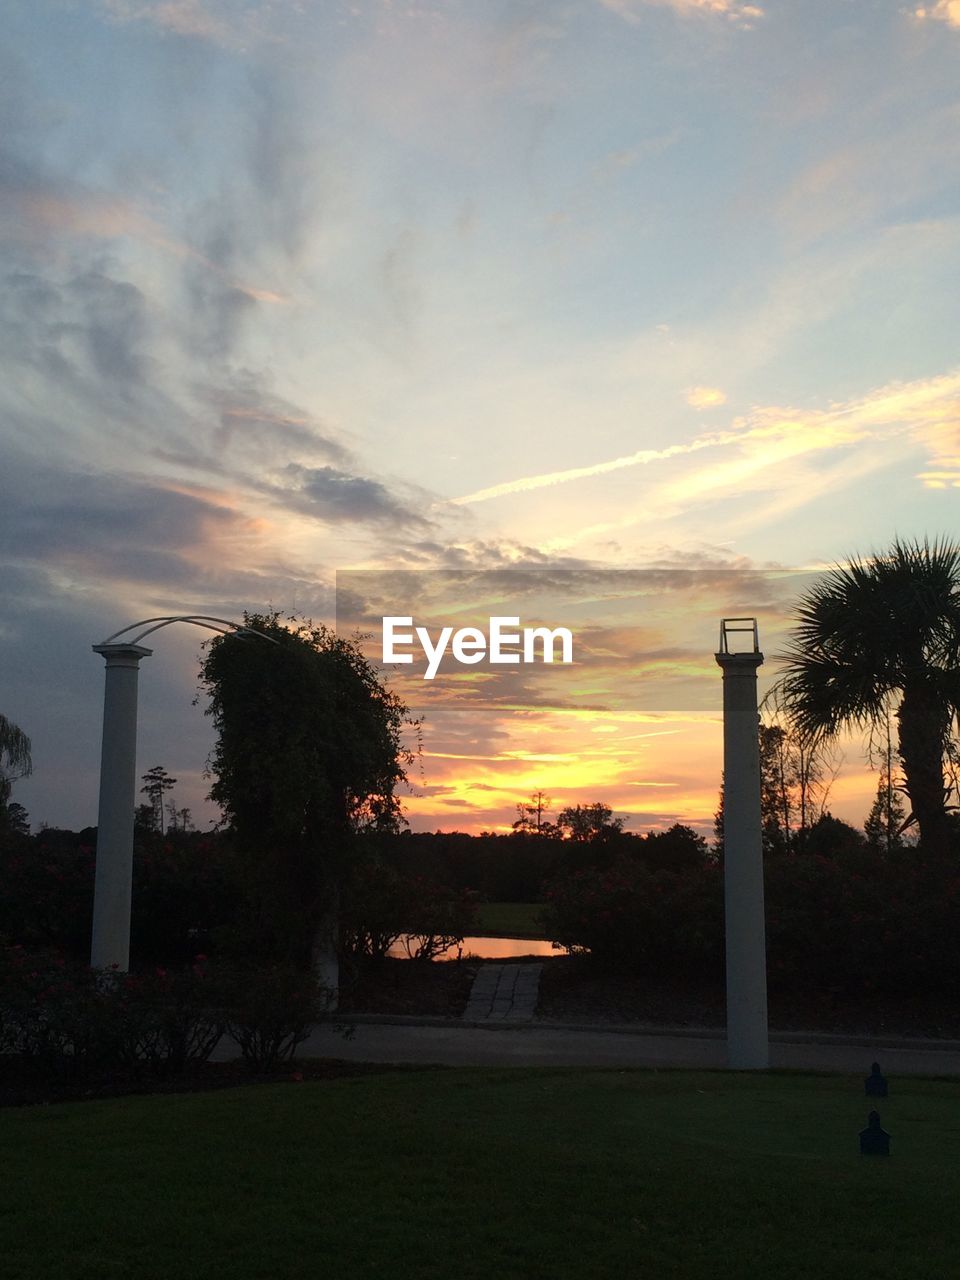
top-left (2, 2), bottom-right (956, 836)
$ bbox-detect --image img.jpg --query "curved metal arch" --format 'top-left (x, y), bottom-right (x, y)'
top-left (99, 615), bottom-right (281, 647)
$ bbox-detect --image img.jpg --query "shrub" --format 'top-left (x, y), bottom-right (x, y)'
top-left (543, 844), bottom-right (960, 998)
top-left (400, 880), bottom-right (480, 961)
top-left (131, 836), bottom-right (244, 967)
top-left (0, 948), bottom-right (226, 1080)
top-left (541, 858), bottom-right (723, 975)
top-left (0, 840), bottom-right (95, 958)
top-left (341, 861), bottom-right (480, 962)
top-left (107, 960), bottom-right (225, 1077)
top-left (340, 860), bottom-right (407, 960)
top-left (0, 947), bottom-right (113, 1081)
top-left (221, 964), bottom-right (331, 1071)
top-left (764, 851), bottom-right (960, 997)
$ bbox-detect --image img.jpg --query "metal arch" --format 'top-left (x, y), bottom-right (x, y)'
top-left (99, 615), bottom-right (282, 647)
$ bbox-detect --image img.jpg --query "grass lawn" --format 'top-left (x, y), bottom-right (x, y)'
top-left (474, 901), bottom-right (547, 938)
top-left (5, 1067), bottom-right (958, 1279)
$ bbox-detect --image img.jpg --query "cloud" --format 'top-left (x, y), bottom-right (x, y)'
top-left (287, 465), bottom-right (432, 529)
top-left (0, 183), bottom-right (290, 309)
top-left (913, 3), bottom-right (960, 29)
top-left (0, 267), bottom-right (170, 439)
top-left (97, 0), bottom-right (281, 49)
top-left (597, 0), bottom-right (763, 24)
top-left (0, 450), bottom-right (256, 589)
top-left (686, 386), bottom-right (727, 409)
top-left (451, 368), bottom-right (960, 508)
top-left (0, 262), bottom-right (437, 553)
top-left (199, 374), bottom-right (351, 467)
top-left (776, 108), bottom-right (960, 246)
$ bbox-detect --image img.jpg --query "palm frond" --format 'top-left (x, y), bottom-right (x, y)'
top-left (772, 537), bottom-right (960, 743)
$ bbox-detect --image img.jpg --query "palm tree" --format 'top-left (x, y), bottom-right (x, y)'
top-left (774, 537), bottom-right (960, 857)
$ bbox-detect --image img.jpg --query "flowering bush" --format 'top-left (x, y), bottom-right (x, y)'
top-left (0, 947), bottom-right (340, 1079)
top-left (0, 948), bottom-right (226, 1079)
top-left (0, 947), bottom-right (114, 1079)
top-left (107, 959), bottom-right (225, 1077)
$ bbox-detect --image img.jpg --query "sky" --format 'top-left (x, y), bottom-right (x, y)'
top-left (1, 0), bottom-right (957, 835)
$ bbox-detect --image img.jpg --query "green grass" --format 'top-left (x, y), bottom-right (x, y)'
top-left (474, 901), bottom-right (547, 937)
top-left (4, 1068), bottom-right (959, 1279)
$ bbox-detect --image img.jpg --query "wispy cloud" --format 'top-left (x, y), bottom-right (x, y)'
top-left (597, 0), bottom-right (763, 25)
top-left (2, 188), bottom-right (288, 305)
top-left (451, 369), bottom-right (960, 508)
top-left (775, 107), bottom-right (960, 245)
top-left (98, 0), bottom-right (286, 49)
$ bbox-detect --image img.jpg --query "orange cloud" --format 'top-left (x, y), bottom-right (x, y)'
top-left (686, 385), bottom-right (728, 409)
top-left (914, 2), bottom-right (960, 29)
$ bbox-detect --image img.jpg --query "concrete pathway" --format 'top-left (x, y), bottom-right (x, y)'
top-left (280, 1017), bottom-right (960, 1077)
top-left (463, 963), bottom-right (543, 1021)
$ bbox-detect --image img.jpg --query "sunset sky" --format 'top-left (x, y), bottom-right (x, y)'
top-left (2, 0), bottom-right (958, 834)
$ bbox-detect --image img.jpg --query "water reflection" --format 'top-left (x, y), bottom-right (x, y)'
top-left (387, 935), bottom-right (564, 960)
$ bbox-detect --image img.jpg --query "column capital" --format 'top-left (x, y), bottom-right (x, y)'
top-left (715, 650), bottom-right (764, 671)
top-left (92, 643), bottom-right (153, 666)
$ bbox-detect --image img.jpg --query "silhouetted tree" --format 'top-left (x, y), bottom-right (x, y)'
top-left (3, 801), bottom-right (29, 837)
top-left (556, 802), bottom-right (626, 842)
top-left (511, 791), bottom-right (559, 836)
top-left (198, 613), bottom-right (414, 969)
top-left (801, 812), bottom-right (866, 861)
top-left (775, 537), bottom-right (960, 856)
top-left (715, 721), bottom-right (839, 858)
top-left (140, 765), bottom-right (176, 833)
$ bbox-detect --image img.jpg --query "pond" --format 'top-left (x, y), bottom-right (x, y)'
top-left (387, 935), bottom-right (564, 960)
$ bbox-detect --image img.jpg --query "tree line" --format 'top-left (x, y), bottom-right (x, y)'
top-left (1, 536), bottom-right (958, 981)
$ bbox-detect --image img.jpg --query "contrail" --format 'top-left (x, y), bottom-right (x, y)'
top-left (449, 432), bottom-right (734, 505)
top-left (449, 367), bottom-right (960, 507)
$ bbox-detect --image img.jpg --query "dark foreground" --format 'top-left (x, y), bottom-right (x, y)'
top-left (5, 1069), bottom-right (958, 1280)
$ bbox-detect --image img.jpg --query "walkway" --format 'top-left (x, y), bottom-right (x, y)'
top-left (462, 963), bottom-right (543, 1021)
top-left (284, 1018), bottom-right (960, 1076)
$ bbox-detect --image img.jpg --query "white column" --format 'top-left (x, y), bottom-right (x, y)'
top-left (716, 645), bottom-right (769, 1069)
top-left (90, 643), bottom-right (152, 971)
